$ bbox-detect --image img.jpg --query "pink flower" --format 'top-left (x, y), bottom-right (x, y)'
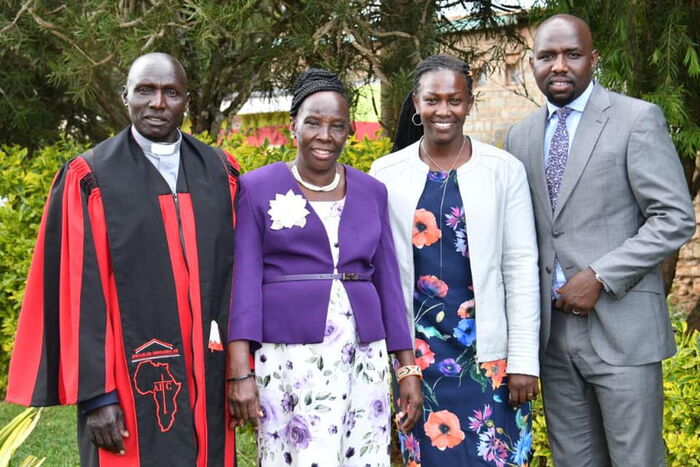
top-left (417, 275), bottom-right (448, 299)
top-left (468, 404), bottom-right (493, 432)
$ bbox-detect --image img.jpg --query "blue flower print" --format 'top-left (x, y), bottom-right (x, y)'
top-left (453, 318), bottom-right (476, 347)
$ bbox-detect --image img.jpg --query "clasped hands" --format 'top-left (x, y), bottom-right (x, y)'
top-left (554, 267), bottom-right (603, 317)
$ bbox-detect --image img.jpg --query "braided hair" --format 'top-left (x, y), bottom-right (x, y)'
top-left (392, 55), bottom-right (473, 152)
top-left (290, 68), bottom-right (348, 118)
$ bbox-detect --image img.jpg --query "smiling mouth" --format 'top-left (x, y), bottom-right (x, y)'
top-left (312, 148), bottom-right (335, 156)
top-left (548, 79), bottom-right (573, 91)
top-left (432, 122), bottom-right (456, 130)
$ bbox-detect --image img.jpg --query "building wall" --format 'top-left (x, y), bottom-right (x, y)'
top-left (463, 26), bottom-right (544, 146)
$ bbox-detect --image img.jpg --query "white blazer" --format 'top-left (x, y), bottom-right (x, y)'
top-left (370, 139), bottom-right (541, 376)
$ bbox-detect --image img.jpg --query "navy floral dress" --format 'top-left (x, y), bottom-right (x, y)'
top-left (397, 169), bottom-right (532, 467)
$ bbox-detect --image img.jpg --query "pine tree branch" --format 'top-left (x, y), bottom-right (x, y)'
top-left (1, 0), bottom-right (35, 34)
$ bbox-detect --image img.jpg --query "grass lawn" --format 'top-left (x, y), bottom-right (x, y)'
top-left (0, 401), bottom-right (258, 466)
top-left (0, 402), bottom-right (78, 466)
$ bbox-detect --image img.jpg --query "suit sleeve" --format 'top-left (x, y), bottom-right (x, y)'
top-left (589, 104), bottom-right (696, 298)
top-left (371, 184), bottom-right (413, 353)
top-left (6, 157), bottom-right (116, 407)
top-left (228, 177), bottom-right (264, 349)
top-left (502, 158), bottom-right (541, 377)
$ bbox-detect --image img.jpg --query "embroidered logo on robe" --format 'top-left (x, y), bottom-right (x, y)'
top-left (133, 361), bottom-right (182, 432)
top-left (208, 320), bottom-right (223, 352)
top-left (131, 339), bottom-right (180, 363)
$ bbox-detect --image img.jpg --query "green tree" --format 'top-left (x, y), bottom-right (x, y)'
top-left (1, 0), bottom-right (525, 147)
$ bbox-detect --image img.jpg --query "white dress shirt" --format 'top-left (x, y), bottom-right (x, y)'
top-left (131, 127), bottom-right (182, 194)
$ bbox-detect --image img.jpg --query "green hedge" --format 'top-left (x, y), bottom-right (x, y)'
top-left (1, 135), bottom-right (699, 465)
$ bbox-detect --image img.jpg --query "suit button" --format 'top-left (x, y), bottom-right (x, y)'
top-left (545, 266), bottom-right (552, 274)
top-left (552, 230), bottom-right (563, 238)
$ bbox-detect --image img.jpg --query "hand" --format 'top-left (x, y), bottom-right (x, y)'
top-left (227, 376), bottom-right (262, 429)
top-left (396, 376), bottom-right (423, 433)
top-left (555, 268), bottom-right (603, 316)
top-left (86, 404), bottom-right (129, 455)
top-left (508, 374), bottom-right (539, 407)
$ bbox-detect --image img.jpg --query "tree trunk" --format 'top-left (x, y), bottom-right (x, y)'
top-left (687, 301), bottom-right (700, 334)
top-left (662, 250), bottom-right (680, 296)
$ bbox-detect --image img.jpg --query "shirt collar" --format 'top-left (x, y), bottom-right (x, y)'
top-left (131, 126), bottom-right (182, 156)
top-left (546, 80), bottom-right (595, 119)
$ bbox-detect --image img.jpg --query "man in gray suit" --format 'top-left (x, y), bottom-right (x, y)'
top-left (505, 14), bottom-right (695, 466)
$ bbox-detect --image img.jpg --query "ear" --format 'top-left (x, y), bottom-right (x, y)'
top-left (289, 118), bottom-right (297, 138)
top-left (466, 93), bottom-right (475, 115)
top-left (591, 49), bottom-right (600, 70)
top-left (121, 86), bottom-right (129, 106)
top-left (411, 92), bottom-right (420, 115)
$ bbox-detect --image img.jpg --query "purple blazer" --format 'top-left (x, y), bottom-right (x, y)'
top-left (228, 162), bottom-right (412, 352)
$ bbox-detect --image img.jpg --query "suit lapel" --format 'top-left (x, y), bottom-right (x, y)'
top-left (554, 86), bottom-right (610, 219)
top-left (528, 107), bottom-right (552, 219)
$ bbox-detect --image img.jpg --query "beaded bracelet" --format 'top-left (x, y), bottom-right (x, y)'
top-left (396, 365), bottom-right (422, 383)
top-left (227, 372), bottom-right (255, 382)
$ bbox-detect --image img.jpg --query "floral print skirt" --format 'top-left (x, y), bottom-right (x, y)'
top-left (397, 168), bottom-right (532, 466)
top-left (255, 280), bottom-right (391, 466)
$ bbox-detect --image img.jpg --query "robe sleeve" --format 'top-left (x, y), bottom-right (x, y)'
top-left (6, 156), bottom-right (116, 407)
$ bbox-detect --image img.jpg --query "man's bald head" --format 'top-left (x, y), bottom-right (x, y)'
top-left (122, 53), bottom-right (189, 143)
top-left (531, 14), bottom-right (598, 107)
top-left (126, 53), bottom-right (188, 90)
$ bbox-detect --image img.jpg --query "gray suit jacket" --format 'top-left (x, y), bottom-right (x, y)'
top-left (505, 84), bottom-right (695, 366)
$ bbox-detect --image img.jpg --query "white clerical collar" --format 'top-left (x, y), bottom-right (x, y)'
top-left (131, 126), bottom-right (182, 156)
top-left (546, 80), bottom-right (595, 119)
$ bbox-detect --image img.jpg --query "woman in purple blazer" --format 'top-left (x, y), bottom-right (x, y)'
top-left (227, 69), bottom-right (423, 466)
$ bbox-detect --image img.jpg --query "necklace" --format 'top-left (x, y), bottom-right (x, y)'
top-left (420, 136), bottom-right (467, 173)
top-left (292, 164), bottom-right (341, 192)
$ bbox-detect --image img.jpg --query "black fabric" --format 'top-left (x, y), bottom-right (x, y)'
top-left (32, 166), bottom-right (67, 406)
top-left (88, 128), bottom-right (234, 465)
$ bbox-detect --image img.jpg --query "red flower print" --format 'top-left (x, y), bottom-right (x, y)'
top-left (413, 209), bottom-right (441, 248)
top-left (414, 338), bottom-right (435, 370)
top-left (424, 410), bottom-right (465, 450)
top-left (481, 359), bottom-right (507, 389)
top-left (417, 275), bottom-right (448, 299)
top-left (457, 299), bottom-right (475, 318)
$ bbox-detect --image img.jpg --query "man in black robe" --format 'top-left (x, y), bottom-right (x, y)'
top-left (7, 53), bottom-right (240, 466)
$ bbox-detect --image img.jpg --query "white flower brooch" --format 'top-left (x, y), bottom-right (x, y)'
top-left (268, 189), bottom-right (310, 230)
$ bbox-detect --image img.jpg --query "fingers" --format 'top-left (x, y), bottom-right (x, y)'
top-left (109, 423), bottom-right (125, 455)
top-left (227, 379), bottom-right (261, 428)
top-left (86, 404), bottom-right (127, 454)
top-left (508, 376), bottom-right (539, 407)
top-left (398, 377), bottom-right (423, 432)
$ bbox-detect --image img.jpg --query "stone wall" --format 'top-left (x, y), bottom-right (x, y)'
top-left (462, 25), bottom-right (544, 146)
top-left (669, 196), bottom-right (700, 314)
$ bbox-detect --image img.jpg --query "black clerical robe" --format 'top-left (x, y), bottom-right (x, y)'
top-left (6, 128), bottom-right (239, 466)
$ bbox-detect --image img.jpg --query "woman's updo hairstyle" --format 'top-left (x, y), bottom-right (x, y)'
top-left (290, 68), bottom-right (348, 118)
top-left (392, 55), bottom-right (473, 152)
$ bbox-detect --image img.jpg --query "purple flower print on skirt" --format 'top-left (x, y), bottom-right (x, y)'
top-left (341, 343), bottom-right (356, 364)
top-left (282, 414), bottom-right (312, 449)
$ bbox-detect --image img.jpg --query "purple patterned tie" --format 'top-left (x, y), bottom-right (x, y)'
top-left (545, 107), bottom-right (573, 211)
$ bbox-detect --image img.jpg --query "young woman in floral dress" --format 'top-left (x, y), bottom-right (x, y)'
top-left (371, 55), bottom-right (540, 466)
top-left (227, 69), bottom-right (423, 466)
